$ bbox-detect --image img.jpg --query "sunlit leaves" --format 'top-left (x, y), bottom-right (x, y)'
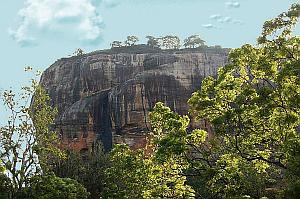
top-left (24, 174), bottom-right (89, 199)
top-left (188, 129), bottom-right (207, 145)
top-left (101, 144), bottom-right (195, 199)
top-left (147, 3), bottom-right (300, 199)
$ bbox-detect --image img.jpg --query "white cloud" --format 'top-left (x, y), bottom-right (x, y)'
top-left (10, 0), bottom-right (103, 46)
top-left (210, 14), bottom-right (243, 26)
top-left (226, 1), bottom-right (240, 8)
top-left (202, 24), bottom-right (215, 29)
top-left (210, 14), bottom-right (222, 20)
top-left (218, 16), bottom-right (232, 23)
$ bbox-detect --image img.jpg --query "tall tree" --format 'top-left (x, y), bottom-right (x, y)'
top-left (110, 41), bottom-right (122, 48)
top-left (150, 3), bottom-right (300, 199)
top-left (52, 142), bottom-right (109, 199)
top-left (162, 35), bottom-right (181, 49)
top-left (146, 36), bottom-right (161, 48)
top-left (101, 144), bottom-right (195, 199)
top-left (189, 2), bottom-right (300, 175)
top-left (22, 174), bottom-right (89, 199)
top-left (183, 35), bottom-right (205, 48)
top-left (73, 48), bottom-right (84, 56)
top-left (0, 70), bottom-right (64, 197)
top-left (124, 35), bottom-right (139, 46)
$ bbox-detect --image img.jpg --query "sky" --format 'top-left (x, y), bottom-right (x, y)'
top-left (0, 0), bottom-right (299, 92)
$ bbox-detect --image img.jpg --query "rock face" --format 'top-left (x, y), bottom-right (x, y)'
top-left (40, 47), bottom-right (229, 152)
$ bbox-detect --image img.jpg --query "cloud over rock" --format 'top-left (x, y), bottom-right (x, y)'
top-left (10, 0), bottom-right (103, 47)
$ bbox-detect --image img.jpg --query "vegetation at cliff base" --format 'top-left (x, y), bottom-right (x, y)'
top-left (154, 3), bottom-right (300, 198)
top-left (104, 3), bottom-right (300, 198)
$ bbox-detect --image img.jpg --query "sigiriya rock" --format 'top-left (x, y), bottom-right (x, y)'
top-left (40, 46), bottom-right (229, 152)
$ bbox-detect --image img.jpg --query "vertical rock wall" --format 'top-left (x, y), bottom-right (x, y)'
top-left (40, 49), bottom-right (229, 151)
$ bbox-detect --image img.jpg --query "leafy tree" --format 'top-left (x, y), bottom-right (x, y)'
top-left (149, 3), bottom-right (300, 199)
top-left (189, 2), bottom-right (300, 189)
top-left (0, 161), bottom-right (11, 199)
top-left (22, 174), bottom-right (89, 199)
top-left (150, 103), bottom-right (281, 199)
top-left (162, 35), bottom-right (181, 49)
top-left (0, 70), bottom-right (64, 197)
top-left (183, 35), bottom-right (205, 48)
top-left (282, 142), bottom-right (300, 199)
top-left (110, 41), bottom-right (122, 48)
top-left (146, 36), bottom-right (161, 48)
top-left (101, 144), bottom-right (195, 199)
top-left (101, 145), bottom-right (151, 199)
top-left (73, 48), bottom-right (84, 56)
top-left (124, 35), bottom-right (139, 46)
top-left (150, 103), bottom-right (212, 198)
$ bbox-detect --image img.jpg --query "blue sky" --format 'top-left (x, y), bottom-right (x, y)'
top-left (0, 0), bottom-right (299, 92)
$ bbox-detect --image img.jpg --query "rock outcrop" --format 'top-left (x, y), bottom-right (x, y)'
top-left (40, 47), bottom-right (229, 152)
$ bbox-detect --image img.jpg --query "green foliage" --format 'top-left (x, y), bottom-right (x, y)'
top-left (146, 35), bottom-right (161, 48)
top-left (189, 2), bottom-right (300, 174)
top-left (106, 35), bottom-right (226, 54)
top-left (183, 35), bottom-right (205, 48)
top-left (162, 35), bottom-right (181, 49)
top-left (110, 41), bottom-right (122, 48)
top-left (101, 144), bottom-right (195, 199)
top-left (0, 161), bottom-right (11, 199)
top-left (282, 142), bottom-right (300, 199)
top-left (1, 4), bottom-right (299, 199)
top-left (0, 70), bottom-right (64, 196)
top-left (101, 145), bottom-right (151, 199)
top-left (73, 48), bottom-right (84, 56)
top-left (22, 174), bottom-right (89, 199)
top-left (52, 142), bottom-right (109, 199)
top-left (125, 35), bottom-right (139, 46)
top-left (150, 102), bottom-right (191, 161)
top-left (282, 180), bottom-right (300, 199)
top-left (148, 3), bottom-right (300, 199)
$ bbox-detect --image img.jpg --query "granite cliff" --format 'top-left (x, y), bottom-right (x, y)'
top-left (40, 46), bottom-right (229, 152)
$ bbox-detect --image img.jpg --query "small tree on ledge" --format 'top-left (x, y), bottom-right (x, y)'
top-left (110, 41), bottom-right (123, 48)
top-left (183, 35), bottom-right (205, 48)
top-left (124, 35), bottom-right (139, 46)
top-left (73, 48), bottom-right (84, 56)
